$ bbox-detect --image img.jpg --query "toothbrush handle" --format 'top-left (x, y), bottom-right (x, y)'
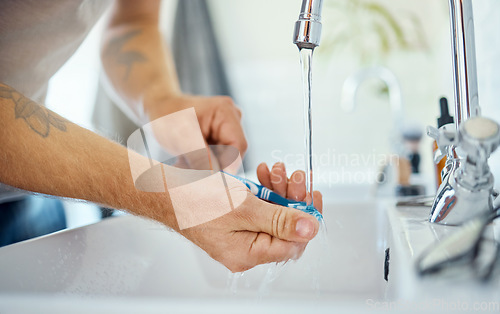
top-left (261, 187), bottom-right (291, 206)
top-left (221, 171), bottom-right (322, 220)
top-left (221, 171), bottom-right (305, 208)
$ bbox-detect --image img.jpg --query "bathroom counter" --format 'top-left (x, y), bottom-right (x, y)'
top-left (385, 205), bottom-right (500, 310)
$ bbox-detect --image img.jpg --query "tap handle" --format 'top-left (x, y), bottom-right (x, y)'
top-left (426, 125), bottom-right (439, 141)
top-left (427, 124), bottom-right (458, 163)
top-left (460, 117), bottom-right (500, 162)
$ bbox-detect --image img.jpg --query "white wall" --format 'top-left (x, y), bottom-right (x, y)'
top-left (45, 0), bottom-right (500, 190)
top-left (209, 0), bottom-right (450, 187)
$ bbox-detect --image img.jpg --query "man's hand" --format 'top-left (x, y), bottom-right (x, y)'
top-left (145, 94), bottom-right (248, 170)
top-left (179, 162), bottom-right (323, 273)
top-left (256, 162), bottom-right (323, 205)
top-left (0, 81), bottom-right (321, 273)
top-left (102, 1), bottom-right (247, 167)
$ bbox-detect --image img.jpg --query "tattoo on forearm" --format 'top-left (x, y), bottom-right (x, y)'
top-left (0, 85), bottom-right (67, 138)
top-left (105, 29), bottom-right (148, 80)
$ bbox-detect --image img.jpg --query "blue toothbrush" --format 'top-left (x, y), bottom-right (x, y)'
top-left (222, 171), bottom-right (323, 221)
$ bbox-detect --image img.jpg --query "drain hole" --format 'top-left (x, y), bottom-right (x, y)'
top-left (384, 247), bottom-right (390, 281)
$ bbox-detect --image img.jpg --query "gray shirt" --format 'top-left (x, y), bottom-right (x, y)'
top-left (0, 0), bottom-right (112, 203)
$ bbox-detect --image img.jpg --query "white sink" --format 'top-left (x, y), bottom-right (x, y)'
top-left (0, 198), bottom-right (394, 312)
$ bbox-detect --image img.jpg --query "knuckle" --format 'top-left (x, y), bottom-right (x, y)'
top-left (234, 106), bottom-right (243, 118)
top-left (217, 96), bottom-right (234, 107)
top-left (240, 139), bottom-right (248, 153)
top-left (271, 207), bottom-right (287, 238)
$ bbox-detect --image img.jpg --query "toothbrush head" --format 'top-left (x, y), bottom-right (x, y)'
top-left (288, 203), bottom-right (323, 222)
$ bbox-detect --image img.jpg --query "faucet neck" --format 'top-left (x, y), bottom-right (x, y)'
top-left (448, 0), bottom-right (480, 131)
top-left (298, 0), bottom-right (323, 21)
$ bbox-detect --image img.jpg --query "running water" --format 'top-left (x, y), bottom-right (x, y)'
top-left (299, 48), bottom-right (315, 207)
top-left (224, 47), bottom-right (328, 298)
top-left (299, 48), bottom-right (330, 295)
top-left (319, 219), bottom-right (328, 245)
top-left (257, 261), bottom-right (290, 298)
top-left (226, 271), bottom-right (244, 295)
top-left (225, 263), bottom-right (288, 297)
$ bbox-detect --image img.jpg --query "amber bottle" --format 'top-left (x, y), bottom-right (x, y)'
top-left (433, 97), bottom-right (454, 189)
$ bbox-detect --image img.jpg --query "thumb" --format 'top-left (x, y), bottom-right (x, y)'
top-left (245, 198), bottom-right (320, 242)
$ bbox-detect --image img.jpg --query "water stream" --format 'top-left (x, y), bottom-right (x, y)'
top-left (225, 46), bottom-right (327, 298)
top-left (299, 48), bottom-right (315, 207)
top-left (226, 271), bottom-right (244, 295)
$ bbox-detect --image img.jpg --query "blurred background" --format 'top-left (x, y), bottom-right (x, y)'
top-left (44, 0), bottom-right (500, 227)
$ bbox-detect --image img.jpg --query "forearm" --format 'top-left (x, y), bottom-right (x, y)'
top-left (0, 83), bottom-right (178, 229)
top-left (101, 0), bottom-right (180, 121)
top-left (101, 1), bottom-right (248, 161)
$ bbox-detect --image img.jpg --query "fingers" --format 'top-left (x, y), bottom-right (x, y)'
top-left (257, 165), bottom-right (323, 213)
top-left (270, 162), bottom-right (287, 197)
top-left (227, 124), bottom-right (248, 158)
top-left (287, 170), bottom-right (306, 201)
top-left (313, 191), bottom-right (323, 213)
top-left (243, 198), bottom-right (319, 243)
top-left (303, 191), bottom-right (323, 213)
top-left (211, 97), bottom-right (248, 157)
top-left (223, 233), bottom-right (307, 273)
top-left (247, 232), bottom-right (307, 266)
top-left (226, 106), bottom-right (247, 157)
top-left (256, 162), bottom-right (272, 189)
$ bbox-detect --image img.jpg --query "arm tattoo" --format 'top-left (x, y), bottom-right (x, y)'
top-left (105, 29), bottom-right (148, 80)
top-left (0, 85), bottom-right (67, 138)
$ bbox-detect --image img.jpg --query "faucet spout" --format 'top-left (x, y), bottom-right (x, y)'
top-left (293, 0), bottom-right (324, 49)
top-left (340, 66), bottom-right (404, 131)
top-left (448, 0), bottom-right (480, 129)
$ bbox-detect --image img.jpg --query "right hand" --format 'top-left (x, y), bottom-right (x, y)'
top-left (179, 162), bottom-right (323, 272)
top-left (146, 94), bottom-right (247, 171)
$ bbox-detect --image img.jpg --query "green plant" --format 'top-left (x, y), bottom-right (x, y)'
top-left (319, 0), bottom-right (428, 64)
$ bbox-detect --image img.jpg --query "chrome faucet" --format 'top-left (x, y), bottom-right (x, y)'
top-left (428, 0), bottom-right (499, 225)
top-left (428, 118), bottom-right (500, 225)
top-left (448, 0), bottom-right (481, 127)
top-left (293, 0), bottom-right (324, 49)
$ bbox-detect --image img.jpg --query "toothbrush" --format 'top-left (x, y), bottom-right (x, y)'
top-left (221, 171), bottom-right (323, 221)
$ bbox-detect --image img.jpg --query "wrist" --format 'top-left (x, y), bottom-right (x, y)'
top-left (142, 77), bottom-right (183, 119)
top-left (119, 149), bottom-right (179, 229)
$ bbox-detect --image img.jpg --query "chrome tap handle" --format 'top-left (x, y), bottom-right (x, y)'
top-left (458, 117), bottom-right (500, 188)
top-left (428, 118), bottom-right (499, 225)
top-left (460, 117), bottom-right (500, 162)
top-left (427, 124), bottom-right (458, 163)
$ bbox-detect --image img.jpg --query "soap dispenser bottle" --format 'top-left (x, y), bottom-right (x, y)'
top-left (432, 97), bottom-right (454, 188)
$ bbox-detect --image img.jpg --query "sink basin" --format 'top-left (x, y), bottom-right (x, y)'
top-left (0, 198), bottom-right (393, 312)
top-left (1, 194), bottom-right (498, 313)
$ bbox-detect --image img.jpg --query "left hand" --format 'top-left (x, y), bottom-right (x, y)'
top-left (178, 162), bottom-right (323, 272)
top-left (257, 162), bottom-right (323, 211)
